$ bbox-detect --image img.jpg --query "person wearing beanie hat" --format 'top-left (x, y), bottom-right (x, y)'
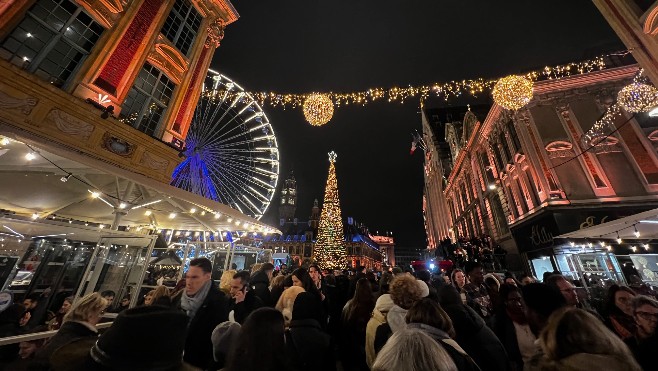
top-left (417, 280), bottom-right (430, 298)
top-left (285, 292), bottom-right (334, 371)
top-left (366, 294), bottom-right (394, 368)
top-left (211, 321), bottom-right (241, 370)
top-left (50, 306), bottom-right (192, 371)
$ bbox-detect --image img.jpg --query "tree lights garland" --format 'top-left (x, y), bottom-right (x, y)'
top-left (205, 54), bottom-right (612, 125)
top-left (314, 151), bottom-right (348, 269)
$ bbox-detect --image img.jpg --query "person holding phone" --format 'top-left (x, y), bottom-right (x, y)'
top-left (228, 271), bottom-right (263, 324)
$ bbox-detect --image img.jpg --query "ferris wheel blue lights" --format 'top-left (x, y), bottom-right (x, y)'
top-left (171, 71), bottom-right (280, 220)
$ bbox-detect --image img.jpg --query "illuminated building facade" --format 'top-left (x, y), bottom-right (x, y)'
top-left (0, 0), bottom-right (237, 183)
top-left (592, 0), bottom-right (658, 87)
top-left (369, 233), bottom-right (395, 267)
top-left (426, 62), bottom-right (658, 272)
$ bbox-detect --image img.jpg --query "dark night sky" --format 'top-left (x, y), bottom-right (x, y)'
top-left (211, 0), bottom-right (623, 248)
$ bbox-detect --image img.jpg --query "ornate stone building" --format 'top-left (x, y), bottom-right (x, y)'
top-left (369, 233), bottom-right (395, 267)
top-left (593, 0), bottom-right (658, 87)
top-left (425, 62), bottom-right (658, 272)
top-left (0, 0), bottom-right (236, 183)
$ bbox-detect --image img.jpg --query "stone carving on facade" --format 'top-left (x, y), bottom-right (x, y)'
top-left (140, 152), bottom-right (169, 171)
top-left (0, 90), bottom-right (37, 115)
top-left (590, 136), bottom-right (622, 154)
top-left (101, 132), bottom-right (135, 157)
top-left (45, 109), bottom-right (95, 140)
top-left (545, 141), bottom-right (575, 159)
top-left (147, 36), bottom-right (188, 84)
top-left (205, 18), bottom-right (226, 48)
top-left (643, 4), bottom-right (658, 35)
top-left (78, 0), bottom-right (122, 28)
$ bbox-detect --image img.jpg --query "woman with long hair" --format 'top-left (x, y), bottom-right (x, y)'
top-left (372, 327), bottom-right (457, 371)
top-left (224, 307), bottom-right (288, 371)
top-left (340, 278), bottom-right (375, 371)
top-left (527, 307), bottom-right (642, 371)
top-left (451, 269), bottom-right (468, 304)
top-left (145, 285), bottom-right (171, 307)
top-left (604, 285), bottom-right (636, 340)
top-left (291, 268), bottom-right (320, 298)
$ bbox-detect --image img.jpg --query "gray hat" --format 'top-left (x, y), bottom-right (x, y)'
top-left (211, 321), bottom-right (241, 362)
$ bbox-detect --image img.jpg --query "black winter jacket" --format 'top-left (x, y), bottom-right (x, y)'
top-left (286, 318), bottom-right (336, 371)
top-left (250, 270), bottom-right (273, 307)
top-left (175, 283), bottom-right (229, 370)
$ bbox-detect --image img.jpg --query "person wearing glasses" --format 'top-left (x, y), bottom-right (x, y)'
top-left (625, 295), bottom-right (658, 370)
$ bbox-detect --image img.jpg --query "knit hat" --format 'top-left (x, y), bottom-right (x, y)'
top-left (88, 305), bottom-right (189, 370)
top-left (212, 321), bottom-right (241, 362)
top-left (417, 280), bottom-right (430, 298)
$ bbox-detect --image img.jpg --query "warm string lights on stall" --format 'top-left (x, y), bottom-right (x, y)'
top-left (17, 144), bottom-right (275, 234)
top-left (566, 221), bottom-right (654, 252)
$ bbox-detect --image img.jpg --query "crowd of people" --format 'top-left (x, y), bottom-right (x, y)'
top-left (0, 258), bottom-right (656, 370)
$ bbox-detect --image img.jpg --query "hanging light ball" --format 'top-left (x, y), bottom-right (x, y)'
top-left (303, 94), bottom-right (334, 126)
top-left (492, 75), bottom-right (534, 110)
top-left (617, 82), bottom-right (658, 113)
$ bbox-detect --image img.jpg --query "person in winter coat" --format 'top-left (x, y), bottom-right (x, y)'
top-left (173, 257), bottom-right (229, 370)
top-left (228, 271), bottom-right (263, 324)
top-left (438, 285), bottom-right (510, 371)
top-left (406, 299), bottom-right (480, 371)
top-left (386, 274), bottom-right (424, 333)
top-left (604, 285), bottom-right (636, 340)
top-left (224, 307), bottom-right (289, 371)
top-left (286, 292), bottom-right (336, 371)
top-left (624, 295), bottom-right (658, 371)
top-left (525, 307), bottom-right (641, 371)
top-left (276, 285), bottom-right (305, 327)
top-left (250, 263), bottom-right (274, 306)
top-left (365, 292), bottom-right (394, 369)
top-left (491, 284), bottom-right (535, 371)
top-left (340, 278), bottom-right (375, 371)
top-left (31, 292), bottom-right (108, 369)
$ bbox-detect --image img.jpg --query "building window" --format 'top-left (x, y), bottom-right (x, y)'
top-left (508, 122), bottom-right (522, 153)
top-left (0, 0), bottom-right (104, 88)
top-left (160, 0), bottom-right (202, 56)
top-left (120, 63), bottom-right (176, 137)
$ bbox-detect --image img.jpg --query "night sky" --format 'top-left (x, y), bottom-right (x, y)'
top-left (212, 1), bottom-right (623, 249)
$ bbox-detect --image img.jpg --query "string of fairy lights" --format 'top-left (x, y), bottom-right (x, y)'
top-left (202, 52), bottom-right (618, 126)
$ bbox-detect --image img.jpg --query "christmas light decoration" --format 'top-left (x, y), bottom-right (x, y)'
top-left (303, 94), bottom-right (334, 126)
top-left (617, 82), bottom-right (658, 113)
top-left (314, 151), bottom-right (348, 269)
top-left (492, 75), bottom-right (534, 110)
top-left (205, 54), bottom-right (610, 111)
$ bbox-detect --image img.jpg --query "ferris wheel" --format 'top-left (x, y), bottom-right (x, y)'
top-left (171, 70), bottom-right (280, 220)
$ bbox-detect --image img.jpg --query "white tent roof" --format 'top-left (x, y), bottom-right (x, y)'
top-left (0, 133), bottom-right (280, 235)
top-left (558, 208), bottom-right (658, 240)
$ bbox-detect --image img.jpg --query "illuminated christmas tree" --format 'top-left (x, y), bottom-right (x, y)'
top-left (314, 151), bottom-right (348, 269)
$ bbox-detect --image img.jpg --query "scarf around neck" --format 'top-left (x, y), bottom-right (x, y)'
top-left (181, 280), bottom-right (212, 320)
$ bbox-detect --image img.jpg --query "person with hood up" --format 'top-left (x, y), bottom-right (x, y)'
top-left (250, 263), bottom-right (274, 306)
top-left (526, 307), bottom-right (641, 371)
top-left (438, 285), bottom-right (510, 371)
top-left (365, 290), bottom-right (394, 368)
top-left (210, 321), bottom-right (241, 371)
top-left (285, 292), bottom-right (335, 371)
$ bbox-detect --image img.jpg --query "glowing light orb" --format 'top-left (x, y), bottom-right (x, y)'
top-left (617, 82), bottom-right (658, 113)
top-left (492, 75), bottom-right (534, 110)
top-left (303, 94), bottom-right (334, 126)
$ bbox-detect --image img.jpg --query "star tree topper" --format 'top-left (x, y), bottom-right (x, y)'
top-left (328, 151), bottom-right (337, 163)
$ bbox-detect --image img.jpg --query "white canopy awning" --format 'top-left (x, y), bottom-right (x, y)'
top-left (0, 133), bottom-right (280, 235)
top-left (558, 208), bottom-right (658, 241)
